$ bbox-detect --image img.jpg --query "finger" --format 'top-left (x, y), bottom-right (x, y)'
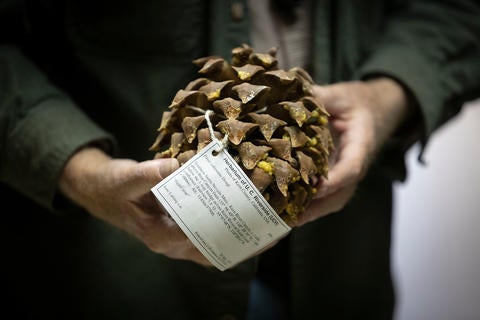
top-left (127, 158), bottom-right (179, 195)
top-left (155, 215), bottom-right (208, 261)
top-left (186, 246), bottom-right (212, 267)
top-left (153, 236), bottom-right (212, 267)
top-left (314, 135), bottom-right (367, 199)
top-left (163, 237), bottom-right (212, 267)
top-left (127, 202), bottom-right (187, 242)
top-left (132, 205), bottom-right (212, 267)
top-left (157, 214), bottom-right (190, 243)
top-left (157, 158), bottom-right (180, 179)
top-left (136, 158), bottom-right (179, 185)
top-left (312, 84), bottom-right (339, 107)
top-left (298, 184), bottom-right (357, 226)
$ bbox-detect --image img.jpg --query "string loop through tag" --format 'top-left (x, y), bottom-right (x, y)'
top-left (205, 110), bottom-right (229, 153)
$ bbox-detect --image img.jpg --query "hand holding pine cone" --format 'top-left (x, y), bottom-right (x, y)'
top-left (150, 44), bottom-right (334, 225)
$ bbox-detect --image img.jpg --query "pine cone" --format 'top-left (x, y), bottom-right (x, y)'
top-left (150, 44), bottom-right (334, 225)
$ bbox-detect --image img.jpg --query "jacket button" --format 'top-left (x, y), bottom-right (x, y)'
top-left (230, 2), bottom-right (244, 21)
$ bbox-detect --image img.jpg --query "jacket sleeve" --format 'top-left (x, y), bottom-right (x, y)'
top-left (356, 0), bottom-right (480, 162)
top-left (0, 2), bottom-right (115, 214)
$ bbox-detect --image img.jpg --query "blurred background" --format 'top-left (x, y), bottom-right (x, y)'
top-left (393, 99), bottom-right (480, 320)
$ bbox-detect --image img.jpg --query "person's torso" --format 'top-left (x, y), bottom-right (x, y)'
top-left (21, 0), bottom-right (401, 160)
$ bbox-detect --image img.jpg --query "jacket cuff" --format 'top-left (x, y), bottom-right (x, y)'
top-left (2, 96), bottom-right (115, 211)
top-left (355, 43), bottom-right (449, 156)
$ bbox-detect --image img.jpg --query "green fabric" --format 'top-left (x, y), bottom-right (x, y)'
top-left (210, 0), bottom-right (251, 59)
top-left (1, 0), bottom-right (479, 319)
top-left (355, 0), bottom-right (480, 155)
top-left (0, 46), bottom-right (114, 210)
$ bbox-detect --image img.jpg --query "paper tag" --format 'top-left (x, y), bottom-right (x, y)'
top-left (151, 141), bottom-right (291, 271)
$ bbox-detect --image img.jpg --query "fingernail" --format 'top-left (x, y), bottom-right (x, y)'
top-left (159, 158), bottom-right (179, 178)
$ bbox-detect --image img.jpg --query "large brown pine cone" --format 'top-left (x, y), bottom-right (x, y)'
top-left (150, 44), bottom-right (334, 225)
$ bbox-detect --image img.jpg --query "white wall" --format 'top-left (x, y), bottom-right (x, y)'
top-left (393, 99), bottom-right (480, 320)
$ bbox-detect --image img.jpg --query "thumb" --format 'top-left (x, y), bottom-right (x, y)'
top-left (158, 158), bottom-right (180, 179)
top-left (134, 158), bottom-right (179, 188)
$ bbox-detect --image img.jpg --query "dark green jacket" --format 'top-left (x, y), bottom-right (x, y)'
top-left (1, 1), bottom-right (479, 319)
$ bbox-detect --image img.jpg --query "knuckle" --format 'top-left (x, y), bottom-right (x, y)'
top-left (135, 164), bottom-right (152, 180)
top-left (129, 213), bottom-right (165, 253)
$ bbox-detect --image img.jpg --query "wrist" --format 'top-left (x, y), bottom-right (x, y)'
top-left (58, 147), bottom-right (112, 208)
top-left (363, 77), bottom-right (415, 144)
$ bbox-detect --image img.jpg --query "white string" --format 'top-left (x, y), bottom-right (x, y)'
top-left (205, 110), bottom-right (229, 152)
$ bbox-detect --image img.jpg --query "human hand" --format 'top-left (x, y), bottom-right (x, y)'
top-left (296, 78), bottom-right (413, 226)
top-left (58, 147), bottom-right (211, 266)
